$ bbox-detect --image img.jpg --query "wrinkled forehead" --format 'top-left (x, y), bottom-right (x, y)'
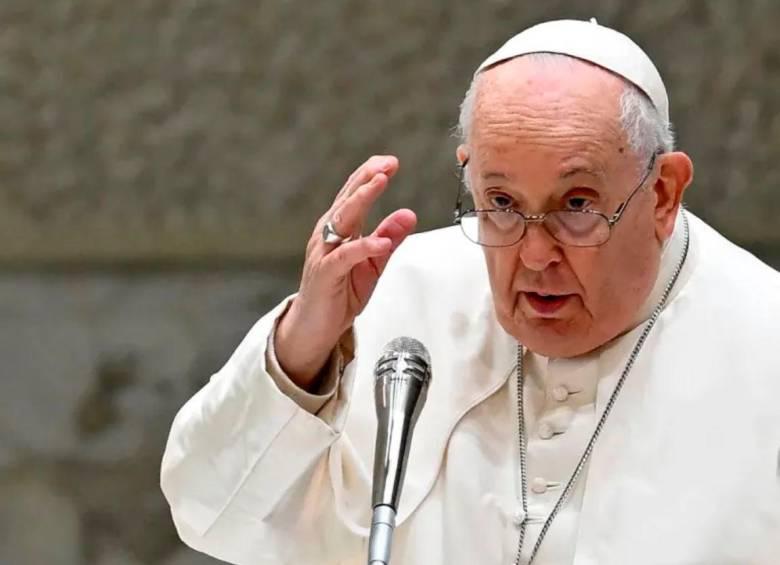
top-left (478, 55), bottom-right (627, 108)
top-left (470, 56), bottom-right (629, 160)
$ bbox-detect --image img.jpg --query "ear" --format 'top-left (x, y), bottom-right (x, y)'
top-left (456, 144), bottom-right (469, 167)
top-left (653, 151), bottom-right (694, 240)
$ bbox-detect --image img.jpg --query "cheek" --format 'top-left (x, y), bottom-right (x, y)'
top-left (563, 252), bottom-right (603, 308)
top-left (569, 253), bottom-right (620, 318)
top-left (482, 248), bottom-right (520, 307)
top-left (581, 223), bottom-right (659, 316)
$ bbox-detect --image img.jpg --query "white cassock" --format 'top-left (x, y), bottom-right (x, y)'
top-left (161, 211), bottom-right (780, 565)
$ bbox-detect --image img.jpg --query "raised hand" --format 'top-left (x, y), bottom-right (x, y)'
top-left (274, 155), bottom-right (417, 389)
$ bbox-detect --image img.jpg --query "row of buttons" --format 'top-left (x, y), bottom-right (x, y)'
top-left (519, 384), bottom-right (572, 532)
top-left (511, 383), bottom-right (579, 535)
top-left (539, 384), bottom-right (574, 439)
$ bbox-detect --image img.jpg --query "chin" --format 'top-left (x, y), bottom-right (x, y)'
top-left (518, 329), bottom-right (594, 358)
top-left (497, 309), bottom-right (601, 359)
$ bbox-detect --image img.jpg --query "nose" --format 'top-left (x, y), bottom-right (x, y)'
top-left (517, 222), bottom-right (563, 272)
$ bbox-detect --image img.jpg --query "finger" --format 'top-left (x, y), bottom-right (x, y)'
top-left (329, 172), bottom-right (390, 238)
top-left (368, 208), bottom-right (417, 273)
top-left (320, 236), bottom-right (393, 279)
top-left (373, 208), bottom-right (417, 248)
top-left (309, 175), bottom-right (384, 257)
top-left (312, 156), bottom-right (399, 253)
top-left (333, 155), bottom-right (399, 206)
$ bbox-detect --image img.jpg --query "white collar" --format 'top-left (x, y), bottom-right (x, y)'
top-left (632, 210), bottom-right (688, 328)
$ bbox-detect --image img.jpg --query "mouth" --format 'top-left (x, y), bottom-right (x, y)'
top-left (521, 291), bottom-right (575, 317)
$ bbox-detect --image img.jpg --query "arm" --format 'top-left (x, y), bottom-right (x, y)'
top-left (160, 297), bottom-right (360, 563)
top-left (161, 155), bottom-right (416, 564)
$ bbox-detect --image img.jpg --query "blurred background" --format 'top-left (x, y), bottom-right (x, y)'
top-left (1, 1), bottom-right (778, 564)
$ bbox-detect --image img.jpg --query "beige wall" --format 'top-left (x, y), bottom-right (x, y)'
top-left (2, 1), bottom-right (779, 265)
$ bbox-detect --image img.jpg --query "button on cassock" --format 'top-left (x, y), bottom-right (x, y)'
top-left (551, 385), bottom-right (570, 402)
top-left (531, 477), bottom-right (548, 494)
top-left (538, 422), bottom-right (555, 439)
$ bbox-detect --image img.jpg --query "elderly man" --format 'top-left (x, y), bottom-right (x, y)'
top-left (161, 19), bottom-right (780, 565)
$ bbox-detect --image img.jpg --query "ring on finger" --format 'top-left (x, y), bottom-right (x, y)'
top-left (322, 219), bottom-right (351, 245)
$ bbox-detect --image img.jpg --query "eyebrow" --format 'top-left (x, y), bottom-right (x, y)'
top-left (480, 171), bottom-right (510, 182)
top-left (474, 162), bottom-right (607, 184)
top-left (559, 164), bottom-right (606, 181)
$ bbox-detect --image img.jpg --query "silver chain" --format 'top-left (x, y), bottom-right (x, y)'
top-left (513, 212), bottom-right (690, 565)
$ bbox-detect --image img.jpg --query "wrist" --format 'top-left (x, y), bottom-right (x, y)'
top-left (274, 301), bottom-right (337, 390)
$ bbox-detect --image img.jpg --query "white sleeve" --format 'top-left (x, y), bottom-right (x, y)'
top-left (263, 302), bottom-right (345, 415)
top-left (160, 296), bottom-right (367, 564)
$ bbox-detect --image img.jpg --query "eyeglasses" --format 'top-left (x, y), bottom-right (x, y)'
top-left (453, 150), bottom-right (662, 248)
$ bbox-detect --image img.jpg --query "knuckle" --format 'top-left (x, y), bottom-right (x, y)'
top-left (339, 242), bottom-right (357, 262)
top-left (324, 248), bottom-right (345, 271)
top-left (354, 174), bottom-right (376, 194)
top-left (356, 178), bottom-right (380, 202)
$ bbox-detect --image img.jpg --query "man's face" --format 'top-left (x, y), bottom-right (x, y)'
top-left (462, 57), bottom-right (666, 358)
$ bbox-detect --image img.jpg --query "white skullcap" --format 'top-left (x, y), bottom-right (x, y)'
top-left (476, 18), bottom-right (669, 124)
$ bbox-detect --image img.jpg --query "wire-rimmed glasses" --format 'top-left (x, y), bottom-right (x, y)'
top-left (453, 150), bottom-right (662, 248)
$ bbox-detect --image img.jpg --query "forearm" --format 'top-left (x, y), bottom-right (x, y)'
top-left (160, 297), bottom-right (343, 536)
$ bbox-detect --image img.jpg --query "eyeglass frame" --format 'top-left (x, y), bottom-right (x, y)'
top-left (452, 149), bottom-right (664, 248)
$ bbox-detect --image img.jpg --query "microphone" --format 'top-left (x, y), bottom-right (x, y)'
top-left (367, 337), bottom-right (432, 565)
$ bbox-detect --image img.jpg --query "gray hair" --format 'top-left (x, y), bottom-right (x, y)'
top-left (456, 53), bottom-right (675, 163)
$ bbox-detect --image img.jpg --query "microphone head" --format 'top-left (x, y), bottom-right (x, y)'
top-left (374, 337), bottom-right (432, 388)
top-left (382, 336), bottom-right (431, 364)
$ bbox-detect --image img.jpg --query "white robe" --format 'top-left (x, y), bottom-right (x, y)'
top-left (161, 212), bottom-right (780, 565)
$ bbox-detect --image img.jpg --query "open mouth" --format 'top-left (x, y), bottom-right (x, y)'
top-left (523, 292), bottom-right (573, 315)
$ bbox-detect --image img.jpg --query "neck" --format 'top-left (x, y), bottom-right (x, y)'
top-left (631, 210), bottom-right (687, 328)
